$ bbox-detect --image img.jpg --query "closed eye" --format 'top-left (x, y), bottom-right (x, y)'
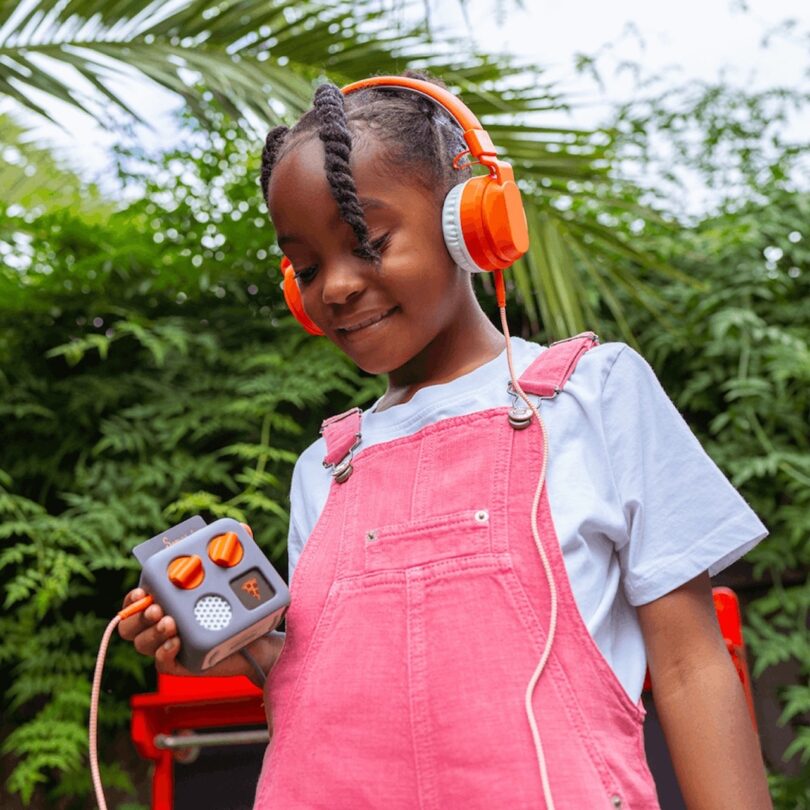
top-left (293, 264), bottom-right (317, 284)
top-left (295, 233), bottom-right (391, 284)
top-left (353, 232), bottom-right (391, 258)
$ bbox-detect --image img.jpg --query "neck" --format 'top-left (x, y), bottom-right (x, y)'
top-left (377, 304), bottom-right (506, 412)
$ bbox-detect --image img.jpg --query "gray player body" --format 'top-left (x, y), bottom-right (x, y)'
top-left (135, 517), bottom-right (289, 672)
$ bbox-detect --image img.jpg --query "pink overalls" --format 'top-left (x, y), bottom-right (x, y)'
top-left (255, 333), bottom-right (660, 809)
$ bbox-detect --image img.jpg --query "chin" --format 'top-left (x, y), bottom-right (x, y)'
top-left (350, 356), bottom-right (400, 376)
top-left (343, 345), bottom-right (414, 376)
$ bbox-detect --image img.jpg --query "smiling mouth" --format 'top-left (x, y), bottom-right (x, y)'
top-left (336, 307), bottom-right (398, 334)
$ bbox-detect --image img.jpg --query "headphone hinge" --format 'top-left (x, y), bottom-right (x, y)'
top-left (464, 128), bottom-right (497, 157)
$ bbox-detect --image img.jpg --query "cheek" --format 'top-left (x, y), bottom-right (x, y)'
top-left (297, 282), bottom-right (327, 324)
top-left (382, 239), bottom-right (458, 301)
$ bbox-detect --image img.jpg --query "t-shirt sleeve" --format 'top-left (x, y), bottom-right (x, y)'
top-left (286, 460), bottom-right (306, 583)
top-left (287, 516), bottom-right (306, 585)
top-left (286, 436), bottom-right (330, 584)
top-left (600, 345), bottom-right (768, 606)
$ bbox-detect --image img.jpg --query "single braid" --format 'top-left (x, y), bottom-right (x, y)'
top-left (312, 84), bottom-right (379, 262)
top-left (260, 125), bottom-right (290, 200)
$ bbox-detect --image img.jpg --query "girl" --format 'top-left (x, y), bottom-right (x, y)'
top-left (120, 73), bottom-right (773, 809)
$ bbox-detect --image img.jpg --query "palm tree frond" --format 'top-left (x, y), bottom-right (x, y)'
top-left (0, 0), bottom-right (688, 343)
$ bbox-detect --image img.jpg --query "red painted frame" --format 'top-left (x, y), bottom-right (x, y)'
top-left (130, 674), bottom-right (264, 810)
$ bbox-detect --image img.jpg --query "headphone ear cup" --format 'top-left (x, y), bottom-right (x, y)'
top-left (442, 180), bottom-right (487, 273)
top-left (442, 177), bottom-right (529, 273)
top-left (280, 257), bottom-right (324, 336)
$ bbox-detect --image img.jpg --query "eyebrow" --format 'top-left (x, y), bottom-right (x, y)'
top-left (359, 197), bottom-right (388, 211)
top-left (276, 197), bottom-right (391, 249)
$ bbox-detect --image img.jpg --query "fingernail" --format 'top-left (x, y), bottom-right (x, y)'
top-left (157, 618), bottom-right (167, 633)
top-left (163, 639), bottom-right (176, 651)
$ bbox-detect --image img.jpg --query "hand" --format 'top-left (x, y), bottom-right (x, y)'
top-left (117, 587), bottom-right (194, 676)
top-left (117, 588), bottom-right (286, 683)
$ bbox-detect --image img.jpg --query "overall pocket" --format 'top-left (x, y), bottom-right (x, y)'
top-left (363, 508), bottom-right (492, 573)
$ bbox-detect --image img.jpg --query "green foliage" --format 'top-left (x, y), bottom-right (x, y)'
top-left (0, 117), bottom-right (374, 805)
top-left (0, 115), bottom-right (107, 211)
top-left (666, 203), bottom-right (810, 800)
top-left (0, 9), bottom-right (807, 805)
top-left (0, 0), bottom-right (425, 129)
top-left (0, 0), bottom-right (690, 347)
top-left (606, 81), bottom-right (810, 804)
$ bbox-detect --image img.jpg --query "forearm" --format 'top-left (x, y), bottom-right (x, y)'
top-left (653, 653), bottom-right (771, 809)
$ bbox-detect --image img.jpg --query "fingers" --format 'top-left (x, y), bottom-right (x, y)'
top-left (118, 588), bottom-right (180, 659)
top-left (134, 615), bottom-right (178, 657)
top-left (154, 633), bottom-right (183, 674)
top-left (118, 588), bottom-right (158, 640)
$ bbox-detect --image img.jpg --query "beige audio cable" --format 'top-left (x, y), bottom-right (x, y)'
top-left (89, 594), bottom-right (153, 810)
top-left (494, 268), bottom-right (557, 810)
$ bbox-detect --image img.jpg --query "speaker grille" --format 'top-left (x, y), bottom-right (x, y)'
top-left (194, 595), bottom-right (232, 631)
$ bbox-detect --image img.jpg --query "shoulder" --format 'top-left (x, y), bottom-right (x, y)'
top-left (578, 339), bottom-right (634, 380)
top-left (569, 340), bottom-right (665, 403)
top-left (291, 434), bottom-right (327, 488)
top-left (575, 339), bottom-right (688, 451)
top-left (510, 335), bottom-right (626, 380)
top-left (538, 338), bottom-right (636, 405)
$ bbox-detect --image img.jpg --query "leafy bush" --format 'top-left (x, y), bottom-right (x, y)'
top-left (633, 187), bottom-right (810, 804)
top-left (0, 124), bottom-right (377, 806)
top-left (608, 79), bottom-right (810, 802)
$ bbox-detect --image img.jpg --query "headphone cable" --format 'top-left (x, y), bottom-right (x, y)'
top-left (89, 595), bottom-right (153, 810)
top-left (495, 269), bottom-right (557, 810)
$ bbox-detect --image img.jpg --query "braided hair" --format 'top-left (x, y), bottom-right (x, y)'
top-left (259, 71), bottom-right (472, 263)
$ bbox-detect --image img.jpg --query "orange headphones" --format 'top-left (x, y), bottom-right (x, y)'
top-left (278, 75), bottom-right (530, 336)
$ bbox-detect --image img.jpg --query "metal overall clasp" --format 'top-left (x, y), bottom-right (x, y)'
top-left (506, 382), bottom-right (560, 430)
top-left (330, 439), bottom-right (359, 484)
top-left (320, 409), bottom-right (362, 484)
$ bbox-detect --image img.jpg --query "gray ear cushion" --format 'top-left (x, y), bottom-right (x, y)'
top-left (442, 182), bottom-right (487, 273)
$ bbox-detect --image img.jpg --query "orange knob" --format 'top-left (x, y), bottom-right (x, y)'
top-left (208, 531), bottom-right (244, 568)
top-left (167, 555), bottom-right (204, 589)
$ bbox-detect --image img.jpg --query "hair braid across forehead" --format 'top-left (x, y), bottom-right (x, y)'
top-left (313, 84), bottom-right (379, 263)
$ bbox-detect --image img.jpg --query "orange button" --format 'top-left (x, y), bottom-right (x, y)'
top-left (208, 532), bottom-right (244, 568)
top-left (167, 555), bottom-right (204, 589)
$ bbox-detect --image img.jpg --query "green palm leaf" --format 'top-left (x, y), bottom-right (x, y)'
top-left (0, 0), bottom-right (419, 127)
top-left (0, 113), bottom-right (107, 211)
top-left (0, 0), bottom-right (692, 341)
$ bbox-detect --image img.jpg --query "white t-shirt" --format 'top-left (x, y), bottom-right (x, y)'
top-left (287, 338), bottom-right (768, 702)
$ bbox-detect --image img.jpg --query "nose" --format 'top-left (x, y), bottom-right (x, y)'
top-left (320, 257), bottom-right (368, 306)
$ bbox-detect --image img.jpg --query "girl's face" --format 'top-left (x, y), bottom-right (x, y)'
top-left (267, 134), bottom-right (495, 383)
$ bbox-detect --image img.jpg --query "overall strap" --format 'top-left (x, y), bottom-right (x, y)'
top-left (518, 331), bottom-right (600, 398)
top-left (320, 407), bottom-right (362, 483)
